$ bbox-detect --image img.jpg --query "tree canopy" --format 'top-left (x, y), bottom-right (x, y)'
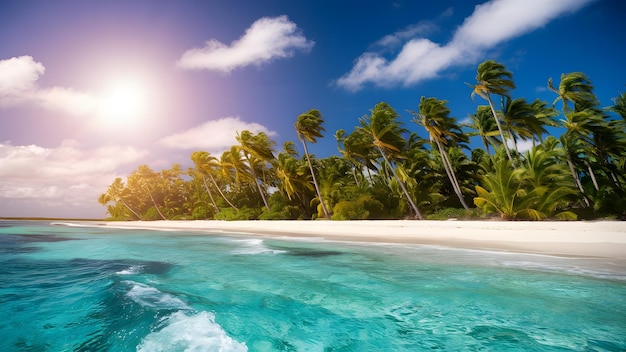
top-left (100, 61), bottom-right (626, 221)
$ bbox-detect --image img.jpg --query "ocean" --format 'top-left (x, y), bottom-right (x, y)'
top-left (1, 220), bottom-right (625, 351)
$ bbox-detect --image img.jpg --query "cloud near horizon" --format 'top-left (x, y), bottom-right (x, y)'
top-left (158, 116), bottom-right (277, 151)
top-left (177, 15), bottom-right (314, 72)
top-left (0, 140), bottom-right (148, 215)
top-left (336, 0), bottom-right (593, 91)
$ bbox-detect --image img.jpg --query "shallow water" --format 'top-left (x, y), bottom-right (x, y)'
top-left (1, 220), bottom-right (625, 351)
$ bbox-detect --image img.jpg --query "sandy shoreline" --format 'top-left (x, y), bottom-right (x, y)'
top-left (90, 220), bottom-right (626, 260)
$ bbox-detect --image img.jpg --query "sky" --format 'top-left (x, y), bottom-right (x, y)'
top-left (1, 0), bottom-right (624, 219)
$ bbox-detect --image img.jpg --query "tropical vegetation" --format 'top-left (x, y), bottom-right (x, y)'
top-left (99, 61), bottom-right (626, 221)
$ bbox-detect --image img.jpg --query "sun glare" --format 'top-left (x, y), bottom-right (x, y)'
top-left (98, 79), bottom-right (147, 126)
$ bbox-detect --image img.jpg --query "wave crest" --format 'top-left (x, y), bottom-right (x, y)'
top-left (138, 311), bottom-right (247, 352)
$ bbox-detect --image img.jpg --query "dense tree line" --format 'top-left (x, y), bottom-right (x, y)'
top-left (99, 61), bottom-right (626, 221)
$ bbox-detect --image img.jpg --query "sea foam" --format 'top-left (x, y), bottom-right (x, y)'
top-left (231, 239), bottom-right (286, 255)
top-left (125, 281), bottom-right (190, 310)
top-left (137, 311), bottom-right (248, 352)
top-left (117, 265), bottom-right (143, 275)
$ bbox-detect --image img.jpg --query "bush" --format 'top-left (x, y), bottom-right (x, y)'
top-left (143, 207), bottom-right (161, 220)
top-left (191, 205), bottom-right (210, 220)
top-left (426, 207), bottom-right (480, 220)
top-left (331, 195), bottom-right (386, 220)
top-left (259, 206), bottom-right (302, 220)
top-left (213, 207), bottom-right (260, 220)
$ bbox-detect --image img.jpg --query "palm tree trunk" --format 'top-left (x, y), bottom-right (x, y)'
top-left (566, 155), bottom-right (590, 207)
top-left (301, 138), bottom-right (330, 218)
top-left (584, 161), bottom-right (600, 191)
top-left (245, 155), bottom-right (270, 212)
top-left (148, 190), bottom-right (167, 220)
top-left (486, 93), bottom-right (514, 164)
top-left (609, 170), bottom-right (622, 189)
top-left (436, 140), bottom-right (470, 209)
top-left (120, 199), bottom-right (142, 220)
top-left (376, 145), bottom-right (423, 220)
top-left (208, 173), bottom-right (238, 210)
top-left (201, 175), bottom-right (220, 214)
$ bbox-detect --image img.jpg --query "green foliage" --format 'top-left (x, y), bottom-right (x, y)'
top-left (331, 195), bottom-right (386, 220)
top-left (99, 63), bottom-right (626, 222)
top-left (426, 207), bottom-right (481, 220)
top-left (191, 205), bottom-right (211, 220)
top-left (143, 207), bottom-right (162, 221)
top-left (590, 186), bottom-right (626, 219)
top-left (213, 207), bottom-right (260, 221)
top-left (474, 148), bottom-right (578, 220)
top-left (260, 192), bottom-right (305, 220)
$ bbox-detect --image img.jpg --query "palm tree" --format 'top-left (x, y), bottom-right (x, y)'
top-left (275, 142), bottom-right (313, 202)
top-left (548, 72), bottom-right (601, 205)
top-left (159, 164), bottom-right (187, 218)
top-left (131, 165), bottom-right (167, 220)
top-left (548, 72), bottom-right (597, 113)
top-left (220, 146), bottom-right (247, 190)
top-left (528, 99), bottom-right (559, 144)
top-left (295, 109), bottom-right (330, 218)
top-left (316, 156), bottom-right (358, 215)
top-left (190, 151), bottom-right (220, 214)
top-left (411, 96), bottom-right (470, 209)
top-left (465, 105), bottom-right (500, 155)
top-left (474, 152), bottom-right (576, 220)
top-left (594, 120), bottom-right (626, 186)
top-left (500, 97), bottom-right (542, 153)
top-left (99, 177), bottom-right (143, 220)
top-left (358, 102), bottom-right (424, 219)
top-left (336, 128), bottom-right (377, 184)
top-left (609, 92), bottom-right (626, 120)
top-left (236, 130), bottom-right (276, 212)
top-left (469, 60), bottom-right (516, 163)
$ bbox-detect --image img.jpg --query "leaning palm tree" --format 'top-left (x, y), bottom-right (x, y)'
top-left (548, 72), bottom-right (598, 113)
top-left (411, 96), bottom-right (469, 209)
top-left (468, 60), bottom-right (516, 164)
top-left (190, 151), bottom-right (221, 214)
top-left (132, 165), bottom-right (167, 220)
top-left (295, 109), bottom-right (330, 218)
top-left (336, 128), bottom-right (377, 183)
top-left (548, 72), bottom-right (601, 205)
top-left (192, 151), bottom-right (243, 212)
top-left (500, 97), bottom-right (538, 153)
top-left (528, 98), bottom-right (559, 144)
top-left (99, 177), bottom-right (143, 220)
top-left (465, 105), bottom-right (500, 155)
top-left (236, 130), bottom-right (276, 212)
top-left (358, 102), bottom-right (424, 219)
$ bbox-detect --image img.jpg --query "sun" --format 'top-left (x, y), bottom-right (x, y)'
top-left (98, 79), bottom-right (147, 126)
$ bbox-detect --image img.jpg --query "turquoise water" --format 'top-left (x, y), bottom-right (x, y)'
top-left (1, 221), bottom-right (625, 351)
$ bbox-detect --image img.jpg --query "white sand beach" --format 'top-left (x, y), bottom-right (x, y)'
top-left (96, 220), bottom-right (626, 260)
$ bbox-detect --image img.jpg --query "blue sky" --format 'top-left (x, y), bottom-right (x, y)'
top-left (0, 0), bottom-right (624, 218)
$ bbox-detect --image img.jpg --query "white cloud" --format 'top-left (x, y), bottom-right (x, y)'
top-left (508, 138), bottom-right (535, 153)
top-left (158, 116), bottom-right (277, 151)
top-left (177, 15), bottom-right (314, 72)
top-left (0, 141), bottom-right (148, 212)
top-left (337, 0), bottom-right (593, 91)
top-left (0, 56), bottom-right (44, 105)
top-left (35, 86), bottom-right (99, 116)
